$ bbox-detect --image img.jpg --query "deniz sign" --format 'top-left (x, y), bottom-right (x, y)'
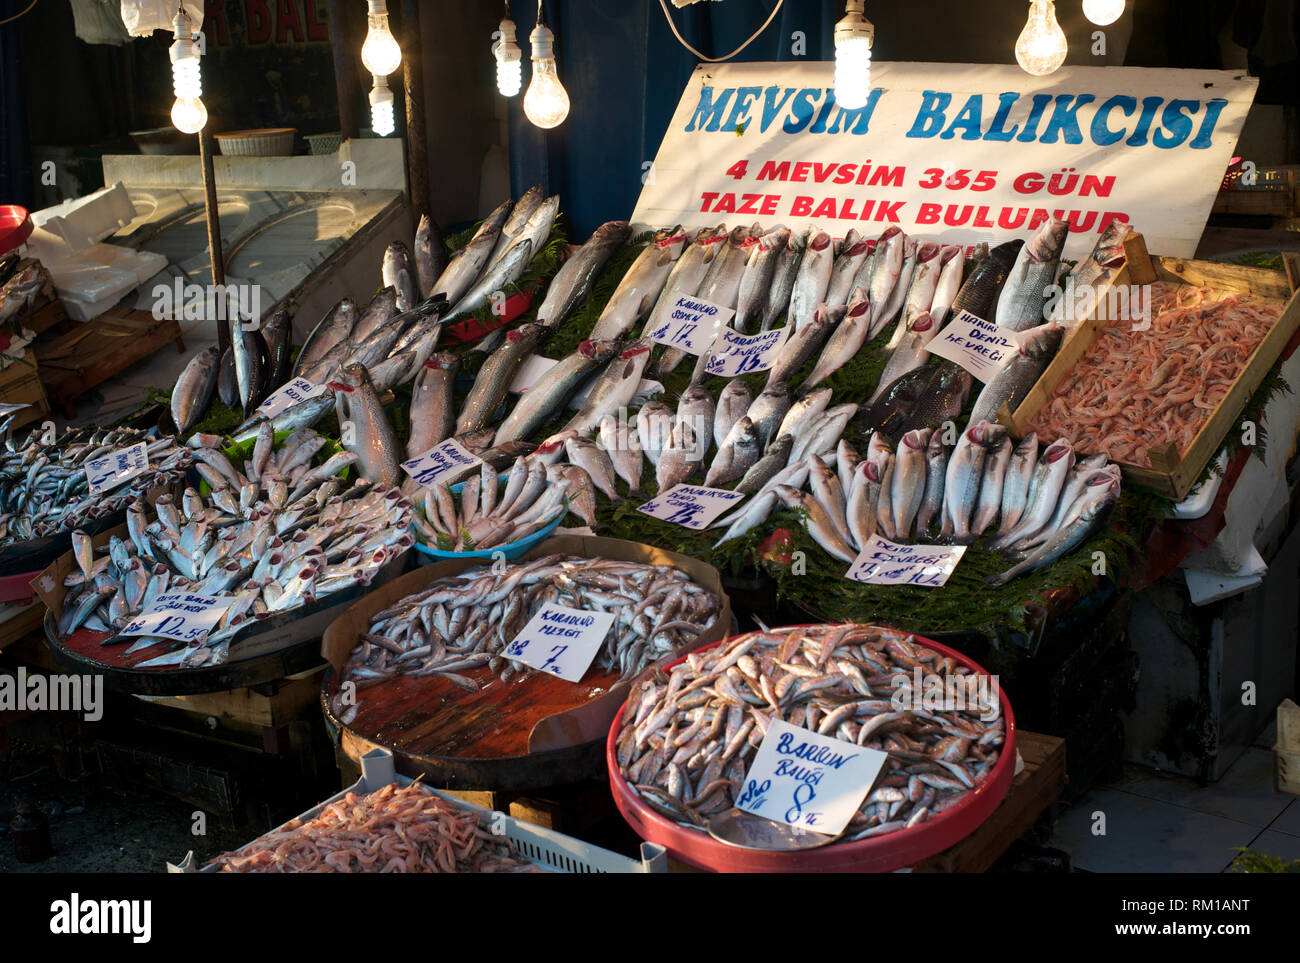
top-left (633, 62), bottom-right (1256, 260)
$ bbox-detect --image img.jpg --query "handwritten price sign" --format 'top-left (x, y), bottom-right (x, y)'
top-left (737, 719), bottom-right (887, 835)
top-left (502, 603), bottom-right (616, 682)
top-left (256, 377), bottom-right (329, 418)
top-left (844, 534), bottom-right (967, 588)
top-left (400, 438), bottom-right (483, 489)
top-left (649, 295), bottom-right (733, 356)
top-left (85, 442), bottom-right (149, 496)
top-left (703, 325), bottom-right (789, 377)
top-left (926, 309), bottom-right (1022, 382)
top-left (637, 484), bottom-right (745, 530)
top-left (119, 592), bottom-right (235, 643)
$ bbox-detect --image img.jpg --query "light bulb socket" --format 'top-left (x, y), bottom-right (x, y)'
top-left (366, 0), bottom-right (388, 15)
top-left (369, 75), bottom-right (393, 107)
top-left (834, 3), bottom-right (874, 46)
top-left (529, 23), bottom-right (555, 61)
top-left (497, 17), bottom-right (521, 63)
top-left (169, 8), bottom-right (200, 64)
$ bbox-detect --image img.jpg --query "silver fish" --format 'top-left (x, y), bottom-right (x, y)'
top-left (295, 298), bottom-right (357, 376)
top-left (971, 434), bottom-right (1013, 538)
top-left (991, 438), bottom-right (1074, 549)
top-left (995, 217), bottom-right (1068, 331)
top-left (456, 323), bottom-right (548, 438)
top-left (734, 434), bottom-right (794, 495)
top-left (599, 414), bottom-right (645, 496)
top-left (383, 240), bottom-right (419, 313)
top-left (734, 226), bottom-right (790, 332)
top-left (429, 200), bottom-right (508, 304)
top-left (563, 339), bottom-right (654, 436)
top-left (890, 428), bottom-right (932, 541)
top-left (171, 345), bottom-right (220, 436)
top-left (914, 429), bottom-right (950, 537)
top-left (675, 385), bottom-right (715, 464)
top-left (775, 484), bottom-right (856, 563)
top-left (334, 362), bottom-right (402, 486)
top-left (988, 472), bottom-right (1119, 585)
top-left (745, 382), bottom-right (792, 451)
top-left (928, 243), bottom-right (967, 326)
top-left (713, 380), bottom-right (753, 450)
top-left (646, 225), bottom-right (728, 374)
top-left (765, 303), bottom-right (841, 387)
top-left (407, 352), bottom-right (459, 459)
top-left (967, 323), bottom-right (1063, 426)
top-left (414, 214), bottom-right (445, 299)
top-left (804, 289), bottom-right (873, 387)
top-left (656, 421), bottom-right (700, 492)
top-left (847, 458), bottom-right (883, 551)
top-left (825, 233), bottom-right (872, 308)
top-left (704, 417), bottom-right (759, 488)
top-left (636, 400), bottom-right (675, 467)
top-left (351, 286), bottom-right (399, 343)
top-left (496, 339), bottom-right (621, 444)
top-left (760, 227), bottom-right (806, 331)
top-left (775, 387), bottom-right (832, 451)
top-left (865, 227), bottom-right (906, 339)
top-left (535, 220), bottom-right (631, 329)
top-left (488, 185), bottom-right (543, 265)
top-left (996, 432), bottom-right (1038, 536)
top-left (442, 236), bottom-right (534, 322)
top-left (590, 228), bottom-right (687, 341)
top-left (787, 229), bottom-right (834, 330)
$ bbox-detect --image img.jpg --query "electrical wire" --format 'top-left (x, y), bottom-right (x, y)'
top-left (0, 0), bottom-right (39, 28)
top-left (657, 0), bottom-right (785, 63)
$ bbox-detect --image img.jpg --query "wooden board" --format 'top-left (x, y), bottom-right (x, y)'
top-left (1007, 233), bottom-right (1300, 499)
top-left (132, 669), bottom-right (325, 730)
top-left (34, 308), bottom-right (184, 418)
top-left (0, 355), bottom-right (51, 430)
top-left (1212, 167), bottom-right (1299, 218)
top-left (324, 536), bottom-right (731, 793)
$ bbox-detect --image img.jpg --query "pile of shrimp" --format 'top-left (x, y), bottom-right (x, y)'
top-left (205, 782), bottom-right (542, 873)
top-left (1029, 282), bottom-right (1282, 467)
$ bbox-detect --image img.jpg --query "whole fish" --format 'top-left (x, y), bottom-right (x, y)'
top-left (342, 311), bottom-right (411, 372)
top-left (997, 432), bottom-right (1038, 535)
top-left (383, 240), bottom-right (419, 313)
top-left (693, 225), bottom-right (752, 323)
top-left (988, 472), bottom-right (1119, 585)
top-left (563, 338), bottom-right (654, 436)
top-left (598, 414), bottom-right (645, 495)
top-left (928, 244), bottom-right (966, 326)
top-left (949, 239), bottom-right (1022, 322)
top-left (442, 237), bottom-right (534, 322)
top-left (295, 298), bottom-right (356, 377)
top-left (496, 339), bottom-right (620, 444)
top-left (332, 362), bottom-right (401, 486)
top-left (1010, 457), bottom-right (1111, 553)
top-left (713, 380), bottom-right (753, 450)
top-left (1051, 220), bottom-right (1131, 331)
top-left (943, 421), bottom-right (1006, 542)
top-left (734, 226), bottom-right (790, 332)
top-left (825, 233), bottom-right (872, 308)
top-left (870, 311), bottom-right (938, 405)
top-left (636, 400), bottom-right (675, 467)
top-left (566, 436), bottom-right (621, 502)
top-left (836, 439), bottom-right (860, 498)
top-left (967, 323), bottom-right (1063, 426)
top-left (787, 230), bottom-right (834, 330)
top-left (406, 352), bottom-right (459, 459)
top-left (790, 403), bottom-right (858, 464)
top-left (775, 484), bottom-right (856, 563)
top-left (705, 417), bottom-right (759, 488)
top-left (897, 363), bottom-right (974, 435)
top-left (971, 434), bottom-right (1014, 537)
top-left (890, 428), bottom-right (932, 541)
top-left (761, 228), bottom-right (806, 331)
top-left (874, 238), bottom-right (919, 344)
top-left (590, 228), bottom-right (687, 341)
top-left (172, 345), bottom-right (220, 435)
top-left (351, 286), bottom-right (399, 344)
top-left (414, 214), bottom-right (447, 299)
top-left (647, 225), bottom-right (728, 374)
top-left (775, 386), bottom-right (832, 450)
top-left (259, 309), bottom-right (293, 389)
top-left (995, 218), bottom-right (1068, 331)
top-left (231, 326), bottom-right (269, 415)
top-left (488, 185), bottom-right (543, 265)
top-left (535, 220), bottom-right (632, 329)
top-left (734, 434), bottom-right (794, 495)
top-left (456, 323), bottom-right (548, 438)
top-left (865, 227), bottom-right (906, 338)
top-left (656, 421), bottom-right (701, 492)
top-left (765, 303), bottom-right (841, 386)
top-left (861, 365), bottom-right (934, 437)
top-left (428, 199), bottom-right (508, 304)
top-left (808, 454), bottom-right (852, 547)
top-left (675, 385), bottom-right (715, 464)
top-left (506, 195), bottom-right (559, 271)
top-left (847, 458), bottom-right (884, 550)
top-left (804, 290), bottom-right (872, 387)
top-left (914, 430), bottom-right (950, 536)
top-left (232, 393), bottom-right (335, 443)
top-left (745, 382), bottom-right (792, 451)
top-left (991, 438), bottom-right (1074, 549)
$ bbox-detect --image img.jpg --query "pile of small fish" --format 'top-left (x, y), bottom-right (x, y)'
top-left (205, 782), bottom-right (540, 873)
top-left (1030, 281), bottom-right (1283, 467)
top-left (337, 554), bottom-right (721, 699)
top-left (411, 454), bottom-right (573, 553)
top-left (614, 623), bottom-right (1004, 840)
top-left (715, 416), bottom-right (1122, 585)
top-left (0, 427), bottom-right (191, 547)
top-left (0, 260), bottom-right (42, 329)
top-left (57, 432), bottom-right (412, 669)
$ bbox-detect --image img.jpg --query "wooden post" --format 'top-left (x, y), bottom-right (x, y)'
top-left (328, 0), bottom-right (361, 139)
top-left (400, 0), bottom-right (428, 217)
top-left (198, 127), bottom-right (228, 356)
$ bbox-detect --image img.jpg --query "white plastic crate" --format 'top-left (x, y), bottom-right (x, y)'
top-left (29, 182), bottom-right (136, 252)
top-left (169, 748), bottom-right (666, 874)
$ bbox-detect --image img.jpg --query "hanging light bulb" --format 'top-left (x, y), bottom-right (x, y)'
top-left (1082, 0), bottom-right (1125, 26)
top-left (523, 4), bottom-right (569, 129)
top-left (494, 7), bottom-right (522, 98)
top-left (361, 0), bottom-right (402, 77)
top-left (833, 1), bottom-right (874, 110)
top-left (370, 75), bottom-right (395, 136)
top-left (169, 7), bottom-right (207, 134)
top-left (1015, 0), bottom-right (1068, 76)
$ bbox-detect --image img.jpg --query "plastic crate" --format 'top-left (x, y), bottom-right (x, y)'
top-left (169, 747), bottom-right (666, 873)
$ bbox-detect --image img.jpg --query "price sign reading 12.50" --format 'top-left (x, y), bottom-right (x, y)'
top-left (118, 592), bottom-right (235, 643)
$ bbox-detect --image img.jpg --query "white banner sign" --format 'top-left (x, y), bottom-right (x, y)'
top-left (632, 62), bottom-right (1256, 260)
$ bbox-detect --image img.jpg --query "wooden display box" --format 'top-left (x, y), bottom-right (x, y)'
top-left (1213, 166), bottom-right (1299, 218)
top-left (1003, 233), bottom-right (1300, 500)
top-left (0, 355), bottom-right (52, 430)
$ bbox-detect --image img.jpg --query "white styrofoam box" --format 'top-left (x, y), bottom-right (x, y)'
top-left (80, 243), bottom-right (168, 286)
top-left (47, 257), bottom-right (138, 323)
top-left (1183, 546), bottom-right (1268, 606)
top-left (168, 748), bottom-right (666, 874)
top-left (1167, 452), bottom-right (1228, 520)
top-left (29, 182), bottom-right (136, 252)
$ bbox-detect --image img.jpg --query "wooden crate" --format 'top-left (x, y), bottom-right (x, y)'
top-left (0, 354), bottom-right (52, 430)
top-left (1005, 233), bottom-right (1300, 500)
top-left (0, 599), bottom-right (46, 651)
top-left (34, 307), bottom-right (184, 418)
top-left (1213, 166), bottom-right (1299, 218)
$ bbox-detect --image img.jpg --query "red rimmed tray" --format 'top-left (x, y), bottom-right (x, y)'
top-left (605, 624), bottom-right (1016, 873)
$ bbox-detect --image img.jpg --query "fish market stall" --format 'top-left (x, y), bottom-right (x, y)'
top-left (320, 536), bottom-right (730, 792)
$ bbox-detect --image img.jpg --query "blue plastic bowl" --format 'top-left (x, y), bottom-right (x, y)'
top-left (410, 477), bottom-right (567, 565)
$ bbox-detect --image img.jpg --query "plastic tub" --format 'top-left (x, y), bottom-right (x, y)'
top-left (605, 625), bottom-right (1017, 873)
top-left (411, 475), bottom-right (566, 564)
top-left (0, 206), bottom-right (32, 254)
